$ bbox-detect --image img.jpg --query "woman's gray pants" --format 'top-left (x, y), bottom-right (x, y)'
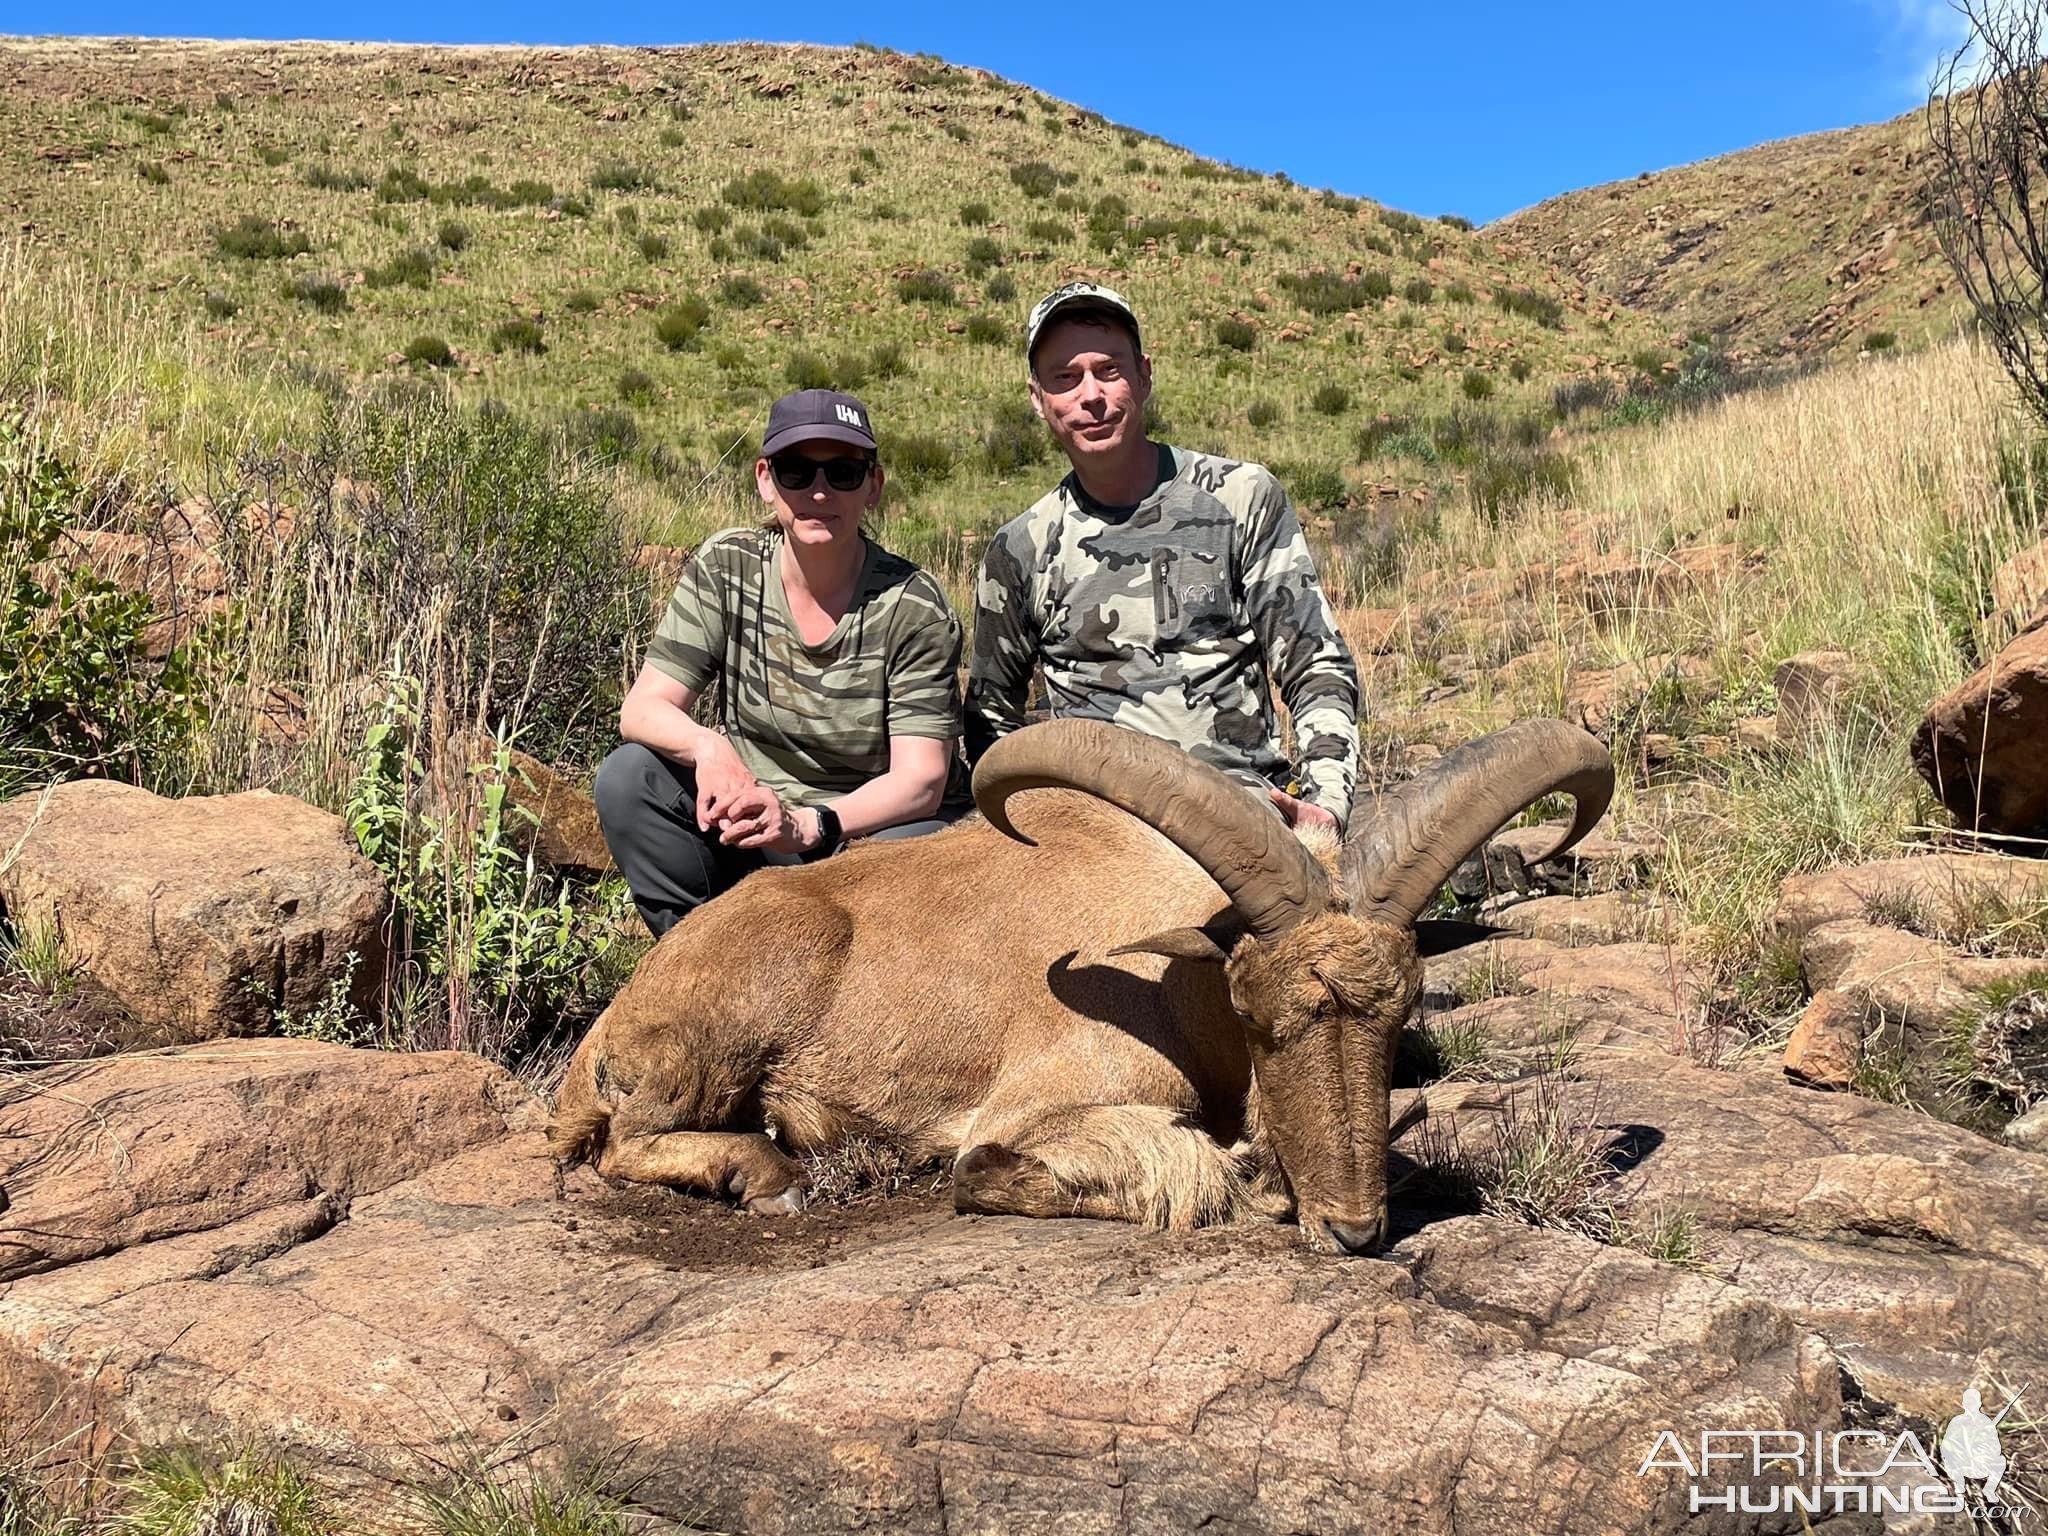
top-left (594, 742), bottom-right (959, 938)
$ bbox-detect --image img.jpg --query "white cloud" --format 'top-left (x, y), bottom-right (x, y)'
top-left (1877, 0), bottom-right (1979, 103)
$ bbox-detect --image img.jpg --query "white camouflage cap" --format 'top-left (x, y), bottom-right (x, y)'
top-left (1025, 282), bottom-right (1142, 366)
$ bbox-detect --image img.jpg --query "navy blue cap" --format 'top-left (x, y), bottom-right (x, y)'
top-left (762, 389), bottom-right (877, 456)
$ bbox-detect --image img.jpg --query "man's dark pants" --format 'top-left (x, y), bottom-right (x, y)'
top-left (595, 743), bottom-right (958, 938)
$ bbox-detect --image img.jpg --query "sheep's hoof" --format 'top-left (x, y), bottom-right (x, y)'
top-left (745, 1185), bottom-right (807, 1216)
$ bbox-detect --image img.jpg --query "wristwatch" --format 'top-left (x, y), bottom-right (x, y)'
top-left (812, 804), bottom-right (843, 855)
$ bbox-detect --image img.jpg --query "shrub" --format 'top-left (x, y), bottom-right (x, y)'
top-left (1441, 329), bottom-right (1469, 355)
top-left (784, 350), bottom-right (870, 391)
top-left (436, 219), bottom-right (469, 251)
top-left (0, 426), bottom-right (220, 790)
top-left (256, 143), bottom-right (290, 166)
top-left (966, 313), bottom-right (1008, 346)
top-left (1865, 329), bottom-right (1898, 352)
top-left (1009, 160), bottom-right (1060, 199)
top-left (718, 273), bottom-right (766, 307)
top-left (879, 429), bottom-right (955, 491)
top-left (1461, 369), bottom-right (1495, 400)
top-left (733, 227), bottom-right (785, 262)
top-left (1469, 447), bottom-right (1574, 525)
top-left (302, 162), bottom-right (367, 191)
top-left (964, 235), bottom-right (1004, 274)
top-left (560, 406), bottom-right (641, 462)
top-left (1439, 212), bottom-right (1475, 231)
top-left (136, 159), bottom-right (170, 185)
top-left (659, 125), bottom-right (688, 148)
top-left (1403, 277), bottom-right (1435, 304)
top-left (377, 165), bottom-right (432, 202)
top-left (565, 287), bottom-right (602, 313)
top-left (124, 108), bottom-right (175, 135)
top-left (720, 168), bottom-right (825, 214)
top-left (617, 366), bottom-right (658, 404)
top-left (984, 398), bottom-right (1050, 472)
top-left (985, 272), bottom-right (1017, 304)
top-left (215, 214), bottom-right (312, 260)
top-left (1629, 346), bottom-right (1667, 377)
top-left (1508, 357), bottom-right (1533, 382)
top-left (1276, 461), bottom-right (1347, 509)
top-left (365, 246), bottom-right (434, 289)
top-left (1444, 280), bottom-right (1475, 304)
top-left (403, 333), bottom-right (453, 367)
top-left (590, 161), bottom-right (653, 191)
top-left (1276, 270), bottom-right (1385, 315)
top-left (285, 275), bottom-right (348, 313)
top-left (1311, 383), bottom-right (1351, 416)
top-left (691, 203), bottom-right (731, 234)
top-left (1552, 375), bottom-right (1615, 417)
top-left (202, 290), bottom-right (238, 319)
top-left (760, 214), bottom-right (810, 249)
top-left (1024, 216), bottom-right (1072, 245)
top-left (1495, 286), bottom-right (1566, 329)
top-left (942, 120), bottom-right (972, 143)
top-left (1248, 399), bottom-right (1282, 428)
top-left (1214, 316), bottom-right (1257, 352)
top-left (636, 230), bottom-right (670, 262)
top-left (613, 204), bottom-right (639, 230)
top-left (1355, 415), bottom-right (1413, 457)
top-left (492, 317), bottom-right (545, 354)
top-left (654, 298), bottom-right (710, 350)
top-left (868, 340), bottom-right (908, 379)
top-left (898, 269), bottom-right (956, 304)
top-left (112, 1446), bottom-right (338, 1536)
top-left (959, 200), bottom-right (992, 226)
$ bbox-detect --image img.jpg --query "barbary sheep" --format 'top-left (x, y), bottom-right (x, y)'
top-left (551, 717), bottom-right (1610, 1254)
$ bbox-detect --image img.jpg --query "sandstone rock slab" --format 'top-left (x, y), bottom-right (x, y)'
top-left (1772, 851), bottom-right (2048, 943)
top-left (0, 781), bottom-right (387, 1038)
top-left (1912, 623), bottom-right (2048, 839)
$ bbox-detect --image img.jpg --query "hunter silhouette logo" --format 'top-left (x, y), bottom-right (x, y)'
top-left (1939, 1388), bottom-right (2014, 1506)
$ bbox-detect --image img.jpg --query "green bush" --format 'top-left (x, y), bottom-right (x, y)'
top-left (0, 424), bottom-right (220, 793)
top-left (1629, 346), bottom-right (1667, 377)
top-left (1311, 383), bottom-right (1351, 416)
top-left (302, 162), bottom-right (368, 191)
top-left (492, 317), bottom-right (545, 354)
top-left (942, 120), bottom-right (972, 143)
top-left (1469, 448), bottom-right (1574, 525)
top-left (202, 290), bottom-right (238, 319)
top-left (1461, 369), bottom-right (1495, 400)
top-left (285, 275), bottom-right (349, 313)
top-left (1441, 329), bottom-right (1469, 355)
top-left (879, 429), bottom-right (956, 491)
top-left (1439, 212), bottom-right (1475, 231)
top-left (718, 273), bottom-right (766, 307)
top-left (692, 203), bottom-right (731, 234)
top-left (1444, 281), bottom-right (1476, 305)
top-left (560, 406), bottom-right (641, 463)
top-left (654, 298), bottom-right (709, 350)
top-left (984, 398), bottom-right (1050, 472)
top-left (377, 165), bottom-right (432, 202)
top-left (734, 227), bottom-right (785, 262)
top-left (721, 169), bottom-right (825, 214)
top-left (1276, 270), bottom-right (1385, 315)
top-left (959, 200), bottom-right (992, 226)
top-left (1403, 277), bottom-right (1435, 304)
top-left (1214, 317), bottom-right (1257, 352)
top-left (1552, 375), bottom-right (1614, 417)
top-left (1508, 357), bottom-right (1533, 382)
top-left (985, 272), bottom-right (1017, 304)
top-left (403, 334), bottom-right (453, 367)
top-left (616, 367), bottom-right (657, 405)
top-left (112, 1446), bottom-right (338, 1536)
top-left (1024, 216), bottom-right (1072, 245)
top-left (1009, 160), bottom-right (1060, 199)
top-left (257, 143), bottom-right (290, 166)
top-left (564, 287), bottom-right (602, 313)
top-left (1247, 399), bottom-right (1281, 428)
top-left (137, 159), bottom-right (171, 186)
top-left (635, 230), bottom-right (670, 262)
top-left (897, 269), bottom-right (955, 305)
top-left (215, 215), bottom-right (312, 260)
top-left (964, 235), bottom-right (1004, 274)
top-left (1355, 415), bottom-right (1413, 457)
top-left (590, 161), bottom-right (653, 191)
top-left (659, 125), bottom-right (688, 148)
top-left (1275, 460), bottom-right (1347, 509)
top-left (1495, 285), bottom-right (1565, 329)
top-left (1865, 329), bottom-right (1897, 352)
top-left (966, 313), bottom-right (1008, 346)
top-left (124, 107), bottom-right (175, 135)
top-left (868, 340), bottom-right (908, 379)
top-left (365, 247), bottom-right (434, 289)
top-left (436, 219), bottom-right (469, 251)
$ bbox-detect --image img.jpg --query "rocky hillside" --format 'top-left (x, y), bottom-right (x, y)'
top-left (1493, 104), bottom-right (1962, 361)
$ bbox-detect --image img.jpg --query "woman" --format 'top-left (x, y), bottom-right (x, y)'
top-left (595, 388), bottom-right (970, 938)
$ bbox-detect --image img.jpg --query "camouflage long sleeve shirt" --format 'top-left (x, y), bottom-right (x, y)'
top-left (964, 446), bottom-right (1361, 828)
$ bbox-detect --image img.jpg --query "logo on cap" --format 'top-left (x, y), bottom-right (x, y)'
top-left (835, 403), bottom-right (864, 428)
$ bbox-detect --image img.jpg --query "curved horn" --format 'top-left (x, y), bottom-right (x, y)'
top-left (1343, 720), bottom-right (1613, 927)
top-left (974, 720), bottom-right (1328, 943)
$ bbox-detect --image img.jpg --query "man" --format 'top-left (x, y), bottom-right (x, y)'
top-left (965, 283), bottom-right (1361, 831)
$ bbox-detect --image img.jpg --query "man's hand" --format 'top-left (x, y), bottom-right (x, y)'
top-left (720, 785), bottom-right (820, 854)
top-left (1269, 787), bottom-right (1339, 832)
top-left (693, 740), bottom-right (758, 832)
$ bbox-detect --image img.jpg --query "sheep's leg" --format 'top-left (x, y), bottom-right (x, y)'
top-left (597, 1129), bottom-right (808, 1214)
top-left (953, 1103), bottom-right (1267, 1231)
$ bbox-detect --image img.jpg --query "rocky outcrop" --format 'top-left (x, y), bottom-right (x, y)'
top-left (1912, 624), bottom-right (2048, 840)
top-left (0, 781), bottom-right (387, 1038)
top-left (1772, 850), bottom-right (2048, 942)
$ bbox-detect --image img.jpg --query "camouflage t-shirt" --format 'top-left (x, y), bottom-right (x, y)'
top-left (964, 446), bottom-right (1361, 827)
top-left (647, 527), bottom-right (969, 810)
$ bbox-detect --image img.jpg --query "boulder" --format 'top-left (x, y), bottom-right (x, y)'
top-left (1771, 649), bottom-right (1866, 743)
top-left (48, 526), bottom-right (231, 660)
top-left (1489, 890), bottom-right (1668, 946)
top-left (1560, 655), bottom-right (1711, 738)
top-left (505, 748), bottom-right (612, 877)
top-left (1798, 918), bottom-right (2042, 1052)
top-left (2006, 1102), bottom-right (2048, 1151)
top-left (0, 1043), bottom-right (1848, 1535)
top-left (1911, 623), bottom-right (2048, 839)
top-left (0, 781), bottom-right (387, 1038)
top-left (1990, 536), bottom-right (2048, 632)
top-left (1337, 606), bottom-right (1407, 655)
top-left (1782, 988), bottom-right (1864, 1090)
top-left (1732, 714), bottom-right (1780, 752)
top-left (1451, 819), bottom-right (1659, 900)
top-left (1772, 851), bottom-right (2048, 942)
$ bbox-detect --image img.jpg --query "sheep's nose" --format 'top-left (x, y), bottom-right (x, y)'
top-left (1317, 1214), bottom-right (1385, 1256)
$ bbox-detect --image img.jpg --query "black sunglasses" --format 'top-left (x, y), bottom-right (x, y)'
top-left (770, 455), bottom-right (873, 492)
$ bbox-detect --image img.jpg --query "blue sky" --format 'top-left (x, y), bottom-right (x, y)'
top-left (9, 0), bottom-right (1970, 222)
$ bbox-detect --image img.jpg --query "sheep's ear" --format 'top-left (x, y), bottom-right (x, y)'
top-left (1109, 923), bottom-right (1237, 964)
